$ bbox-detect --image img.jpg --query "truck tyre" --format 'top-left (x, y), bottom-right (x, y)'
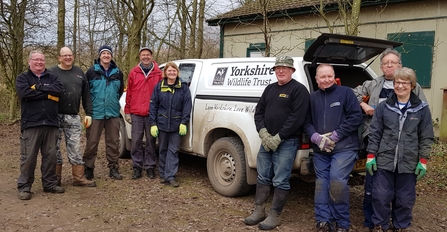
top-left (119, 118), bottom-right (131, 159)
top-left (207, 137), bottom-right (252, 197)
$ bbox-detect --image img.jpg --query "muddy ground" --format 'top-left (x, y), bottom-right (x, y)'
top-left (0, 122), bottom-right (446, 231)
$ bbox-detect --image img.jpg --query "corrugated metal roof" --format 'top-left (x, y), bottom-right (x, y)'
top-left (209, 0), bottom-right (338, 22)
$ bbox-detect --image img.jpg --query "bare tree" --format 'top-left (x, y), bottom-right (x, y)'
top-left (57, 0), bottom-right (65, 49)
top-left (316, 0), bottom-right (361, 36)
top-left (0, 0), bottom-right (28, 121)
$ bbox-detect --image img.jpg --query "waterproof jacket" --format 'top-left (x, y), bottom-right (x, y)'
top-left (149, 77), bottom-right (192, 132)
top-left (352, 75), bottom-right (427, 139)
top-left (304, 84), bottom-right (363, 154)
top-left (85, 59), bottom-right (124, 120)
top-left (367, 92), bottom-right (434, 173)
top-left (16, 68), bottom-right (64, 131)
top-left (125, 62), bottom-right (162, 116)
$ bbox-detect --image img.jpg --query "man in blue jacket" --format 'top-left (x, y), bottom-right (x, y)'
top-left (83, 45), bottom-right (124, 180)
top-left (304, 64), bottom-right (363, 232)
top-left (16, 50), bottom-right (65, 200)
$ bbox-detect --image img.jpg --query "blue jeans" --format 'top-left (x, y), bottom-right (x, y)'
top-left (56, 114), bottom-right (84, 165)
top-left (256, 138), bottom-right (298, 191)
top-left (372, 168), bottom-right (416, 230)
top-left (313, 150), bottom-right (358, 230)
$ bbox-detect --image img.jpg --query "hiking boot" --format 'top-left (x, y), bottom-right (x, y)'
top-left (168, 179), bottom-right (179, 187)
top-left (18, 191), bottom-right (32, 200)
top-left (44, 186), bottom-right (65, 193)
top-left (372, 225), bottom-right (389, 232)
top-left (131, 168), bottom-right (142, 179)
top-left (146, 168), bottom-right (156, 179)
top-left (72, 165), bottom-right (96, 187)
top-left (160, 178), bottom-right (166, 184)
top-left (84, 166), bottom-right (94, 180)
top-left (316, 222), bottom-right (332, 232)
top-left (109, 168), bottom-right (123, 180)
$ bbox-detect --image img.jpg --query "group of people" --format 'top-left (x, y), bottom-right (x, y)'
top-left (16, 46), bottom-right (191, 201)
top-left (245, 50), bottom-right (433, 232)
top-left (16, 46), bottom-right (433, 231)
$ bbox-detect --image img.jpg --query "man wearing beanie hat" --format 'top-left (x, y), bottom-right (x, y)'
top-left (83, 45), bottom-right (125, 180)
top-left (124, 47), bottom-right (162, 180)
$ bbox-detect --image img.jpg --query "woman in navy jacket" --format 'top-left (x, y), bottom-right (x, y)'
top-left (149, 62), bottom-right (192, 187)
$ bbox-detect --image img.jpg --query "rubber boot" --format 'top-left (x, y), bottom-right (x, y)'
top-left (56, 164), bottom-right (62, 186)
top-left (258, 188), bottom-right (289, 230)
top-left (244, 183), bottom-right (271, 225)
top-left (72, 165), bottom-right (97, 187)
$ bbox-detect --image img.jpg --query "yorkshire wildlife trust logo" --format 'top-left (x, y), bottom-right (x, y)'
top-left (212, 67), bottom-right (228, 85)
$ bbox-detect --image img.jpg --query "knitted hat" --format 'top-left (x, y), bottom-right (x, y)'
top-left (98, 45), bottom-right (113, 57)
top-left (139, 47), bottom-right (153, 55)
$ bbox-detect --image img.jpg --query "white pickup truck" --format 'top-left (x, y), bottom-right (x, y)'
top-left (119, 33), bottom-right (401, 197)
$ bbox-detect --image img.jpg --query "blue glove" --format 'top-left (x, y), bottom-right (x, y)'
top-left (328, 130), bottom-right (340, 143)
top-left (310, 133), bottom-right (335, 152)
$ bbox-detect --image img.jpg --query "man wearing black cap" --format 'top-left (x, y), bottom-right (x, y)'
top-left (245, 56), bottom-right (310, 230)
top-left (124, 47), bottom-right (162, 179)
top-left (83, 45), bottom-right (125, 180)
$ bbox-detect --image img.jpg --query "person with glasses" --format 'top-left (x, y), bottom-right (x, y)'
top-left (48, 47), bottom-right (96, 188)
top-left (352, 48), bottom-right (427, 231)
top-left (245, 56), bottom-right (310, 230)
top-left (366, 67), bottom-right (434, 231)
top-left (15, 50), bottom-right (65, 200)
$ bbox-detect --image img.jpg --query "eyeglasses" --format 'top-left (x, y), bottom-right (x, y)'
top-left (381, 61), bottom-right (401, 66)
top-left (394, 81), bottom-right (411, 87)
top-left (30, 59), bottom-right (45, 62)
top-left (60, 54), bottom-right (73, 58)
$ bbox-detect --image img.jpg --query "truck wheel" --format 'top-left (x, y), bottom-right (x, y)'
top-left (207, 137), bottom-right (252, 197)
top-left (119, 118), bottom-right (130, 159)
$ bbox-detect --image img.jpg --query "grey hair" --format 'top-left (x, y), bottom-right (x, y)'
top-left (29, 50), bottom-right (44, 59)
top-left (380, 48), bottom-right (401, 64)
top-left (393, 67), bottom-right (417, 89)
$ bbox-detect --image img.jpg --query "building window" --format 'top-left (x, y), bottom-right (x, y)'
top-left (247, 43), bottom-right (266, 57)
top-left (387, 31), bottom-right (435, 88)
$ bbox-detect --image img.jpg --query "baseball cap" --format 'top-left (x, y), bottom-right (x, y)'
top-left (139, 47), bottom-right (153, 55)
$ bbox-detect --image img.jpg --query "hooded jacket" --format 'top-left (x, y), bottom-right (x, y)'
top-left (85, 59), bottom-right (124, 119)
top-left (149, 77), bottom-right (192, 132)
top-left (367, 92), bottom-right (434, 173)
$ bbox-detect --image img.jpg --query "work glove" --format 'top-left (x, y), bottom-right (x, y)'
top-left (48, 94), bottom-right (59, 102)
top-left (83, 116), bottom-right (92, 129)
top-left (415, 158), bottom-right (427, 181)
top-left (310, 133), bottom-right (335, 152)
top-left (150, 125), bottom-right (158, 138)
top-left (258, 128), bottom-right (272, 152)
top-left (266, 134), bottom-right (282, 152)
top-left (179, 124), bottom-right (187, 136)
top-left (125, 114), bottom-right (132, 124)
top-left (366, 154), bottom-right (377, 176)
top-left (328, 130), bottom-right (340, 143)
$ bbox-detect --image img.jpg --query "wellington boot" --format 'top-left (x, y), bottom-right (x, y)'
top-left (258, 188), bottom-right (289, 230)
top-left (56, 164), bottom-right (62, 186)
top-left (244, 183), bottom-right (271, 225)
top-left (72, 165), bottom-right (96, 187)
